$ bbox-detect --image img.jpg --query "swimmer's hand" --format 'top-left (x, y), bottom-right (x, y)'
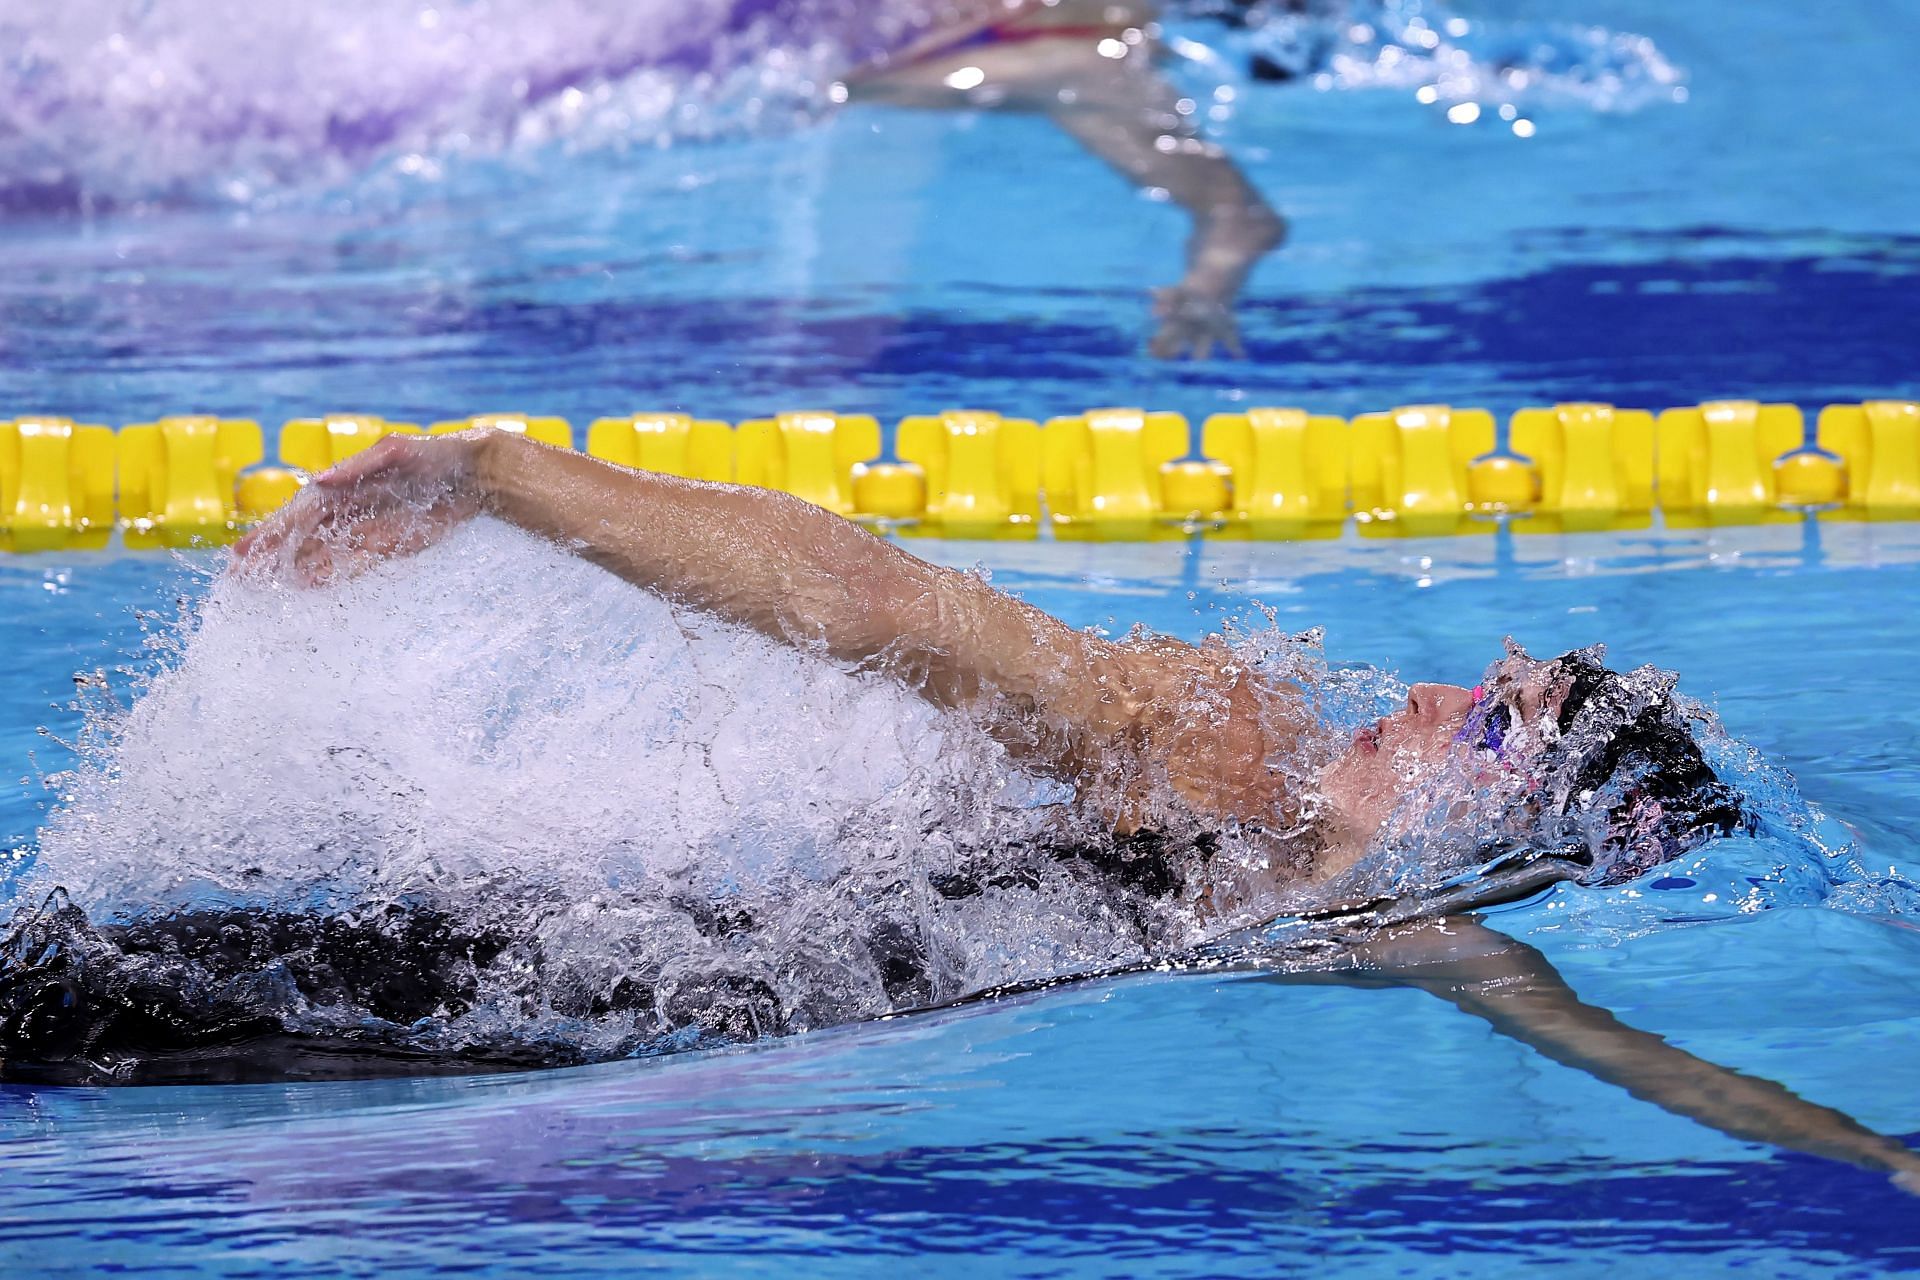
top-left (232, 432), bottom-right (490, 586)
top-left (1897, 1164), bottom-right (1920, 1198)
top-left (1148, 207), bottom-right (1281, 360)
top-left (1149, 285), bottom-right (1245, 361)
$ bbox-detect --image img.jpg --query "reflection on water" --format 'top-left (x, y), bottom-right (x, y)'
top-left (2, 1), bottom-right (1911, 422)
top-left (0, 0), bottom-right (1705, 362)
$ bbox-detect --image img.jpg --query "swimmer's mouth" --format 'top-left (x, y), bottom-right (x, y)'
top-left (1353, 722), bottom-right (1382, 755)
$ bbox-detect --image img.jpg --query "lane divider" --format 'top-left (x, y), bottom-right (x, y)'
top-left (1507, 403), bottom-right (1656, 534)
top-left (1199, 407), bottom-right (1348, 539)
top-left (1819, 400), bottom-right (1920, 512)
top-left (2, 400), bottom-right (1916, 549)
top-left (0, 417), bottom-right (117, 552)
top-left (734, 411), bottom-right (883, 518)
top-left (1655, 401), bottom-right (1805, 529)
top-left (429, 414), bottom-right (572, 448)
top-left (117, 416), bottom-right (265, 549)
top-left (585, 412), bottom-right (733, 483)
top-left (1351, 405), bottom-right (1496, 538)
top-left (893, 409), bottom-right (1041, 538)
top-left (1043, 408), bottom-right (1192, 541)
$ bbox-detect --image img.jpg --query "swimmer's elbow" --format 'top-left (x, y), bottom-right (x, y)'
top-left (1215, 201), bottom-right (1286, 254)
top-left (1248, 203), bottom-right (1288, 252)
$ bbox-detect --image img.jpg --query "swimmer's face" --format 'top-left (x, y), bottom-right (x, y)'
top-left (1316, 653), bottom-right (1570, 868)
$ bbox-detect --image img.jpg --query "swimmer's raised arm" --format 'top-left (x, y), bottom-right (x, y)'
top-left (235, 431), bottom-right (1292, 829)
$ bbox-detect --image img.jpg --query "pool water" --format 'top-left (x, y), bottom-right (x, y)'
top-left (4, 0), bottom-right (1920, 1274)
top-left (5, 526), bottom-right (1920, 1274)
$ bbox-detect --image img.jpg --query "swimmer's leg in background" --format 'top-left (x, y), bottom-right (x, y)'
top-left (1296, 918), bottom-right (1920, 1193)
top-left (1049, 86), bottom-right (1285, 359)
top-left (844, 16), bottom-right (1285, 359)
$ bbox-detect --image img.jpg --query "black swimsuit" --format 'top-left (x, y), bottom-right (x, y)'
top-left (0, 829), bottom-right (1218, 1085)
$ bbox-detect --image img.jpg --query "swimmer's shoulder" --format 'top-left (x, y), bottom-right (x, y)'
top-left (1121, 635), bottom-right (1314, 829)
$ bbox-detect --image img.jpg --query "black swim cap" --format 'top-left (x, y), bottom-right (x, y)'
top-left (1534, 648), bottom-right (1745, 884)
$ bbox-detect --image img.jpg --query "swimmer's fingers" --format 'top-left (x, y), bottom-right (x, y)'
top-left (231, 487), bottom-right (325, 576)
top-left (238, 512), bottom-right (426, 588)
top-left (1219, 316), bottom-right (1247, 361)
top-left (1147, 322), bottom-right (1182, 360)
top-left (1896, 1166), bottom-right (1920, 1198)
top-left (312, 431), bottom-right (478, 492)
top-left (231, 515), bottom-right (275, 563)
top-left (233, 439), bottom-right (412, 568)
top-left (1148, 287), bottom-right (1245, 361)
top-left (1147, 291), bottom-right (1189, 359)
top-left (232, 479), bottom-right (445, 587)
top-left (232, 492), bottom-right (341, 585)
top-left (1147, 314), bottom-right (1242, 361)
top-left (234, 434), bottom-right (489, 586)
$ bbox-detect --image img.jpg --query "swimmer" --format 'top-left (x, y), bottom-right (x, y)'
top-left (233, 429), bottom-right (1735, 893)
top-left (843, 0), bottom-right (1286, 358)
top-left (150, 429), bottom-right (1909, 1188)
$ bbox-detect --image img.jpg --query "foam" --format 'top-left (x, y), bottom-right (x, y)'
top-left (32, 520), bottom-right (1022, 899)
top-left (0, 0), bottom-right (927, 208)
top-left (1205, 0), bottom-right (1686, 113)
top-left (13, 520), bottom-right (1239, 1062)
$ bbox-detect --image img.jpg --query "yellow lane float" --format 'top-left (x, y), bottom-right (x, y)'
top-left (428, 414), bottom-right (573, 449)
top-left (1200, 407), bottom-right (1348, 538)
top-left (236, 468), bottom-right (306, 522)
top-left (1042, 407), bottom-right (1193, 540)
top-left (4, 397), bottom-right (1920, 549)
top-left (1508, 403), bottom-right (1656, 533)
top-left (894, 409), bottom-right (1041, 538)
top-left (734, 411), bottom-right (883, 518)
top-left (1816, 400), bottom-right (1920, 516)
top-left (848, 459), bottom-right (928, 526)
top-left (118, 416), bottom-right (265, 548)
top-left (1655, 400), bottom-right (1805, 527)
top-left (279, 414), bottom-right (423, 473)
top-left (0, 417), bottom-right (117, 552)
top-left (587, 412), bottom-right (733, 482)
top-left (1465, 452), bottom-right (1533, 514)
top-left (1350, 405), bottom-right (1497, 537)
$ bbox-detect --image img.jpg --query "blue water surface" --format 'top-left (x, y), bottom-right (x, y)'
top-left (3, 0), bottom-right (1919, 1274)
top-left (5, 525), bottom-right (1919, 1278)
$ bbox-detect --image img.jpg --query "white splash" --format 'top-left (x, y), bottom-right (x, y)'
top-left (30, 520), bottom-right (1024, 906)
top-left (16, 520), bottom-right (1208, 1055)
top-left (1, 0), bottom-right (1687, 208)
top-left (1212, 0), bottom-right (1686, 114)
top-left (0, 0), bottom-right (925, 207)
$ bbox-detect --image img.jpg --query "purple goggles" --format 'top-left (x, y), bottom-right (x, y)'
top-left (1455, 683), bottom-right (1513, 756)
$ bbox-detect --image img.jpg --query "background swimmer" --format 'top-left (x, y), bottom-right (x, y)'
top-left (2, 0), bottom-right (1289, 358)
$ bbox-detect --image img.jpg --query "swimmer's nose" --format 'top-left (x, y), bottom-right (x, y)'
top-left (1406, 682), bottom-right (1475, 727)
